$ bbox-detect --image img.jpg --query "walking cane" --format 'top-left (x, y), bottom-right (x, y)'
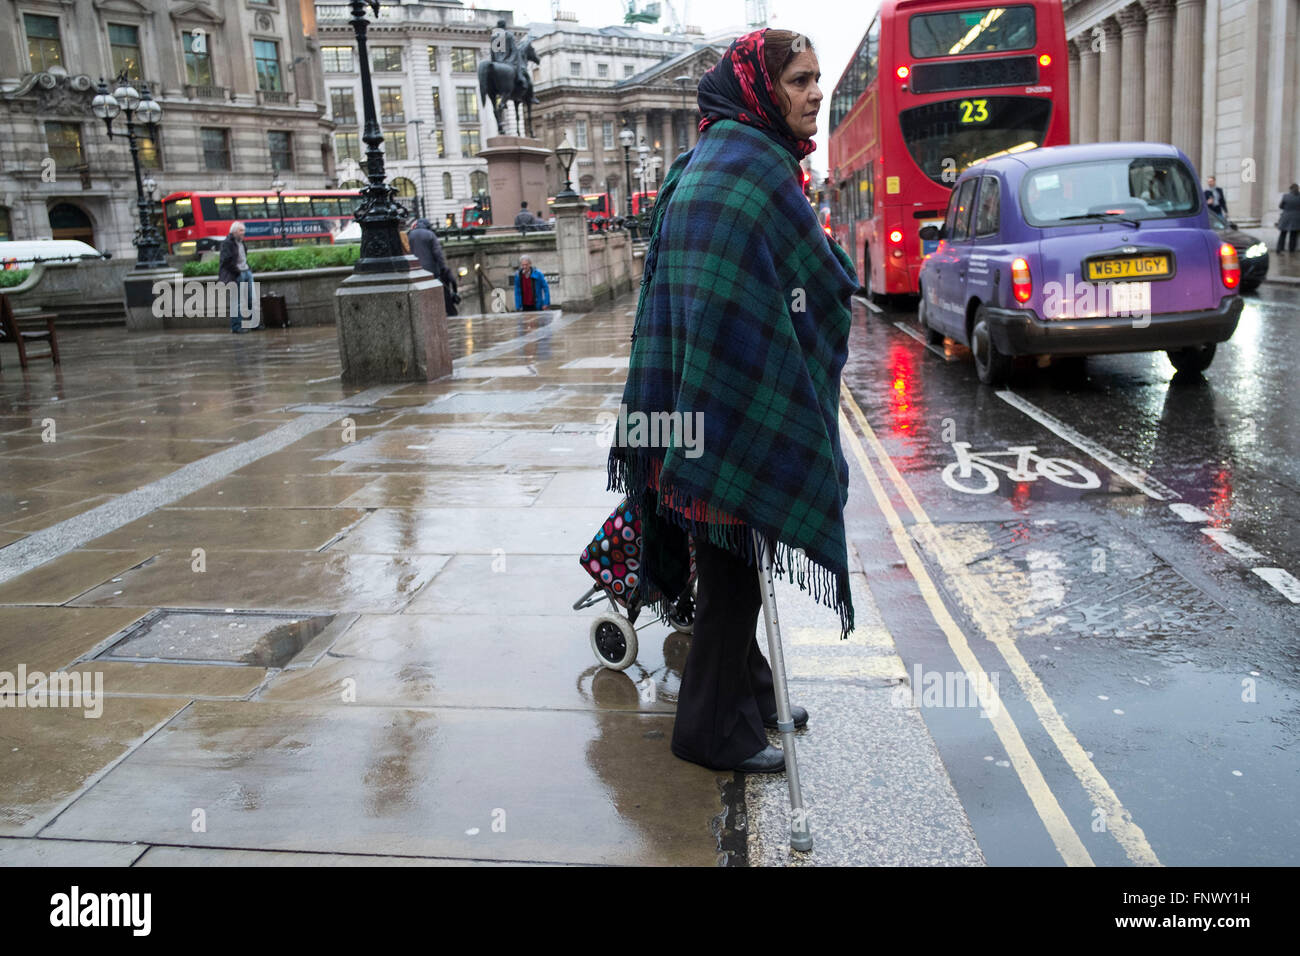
top-left (753, 530), bottom-right (813, 852)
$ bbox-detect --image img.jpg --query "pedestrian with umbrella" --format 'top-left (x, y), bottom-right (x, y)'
top-left (609, 27), bottom-right (858, 791)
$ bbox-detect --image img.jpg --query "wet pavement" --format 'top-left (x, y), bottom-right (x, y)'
top-left (841, 282), bottom-right (1299, 865)
top-left (0, 299), bottom-right (980, 867)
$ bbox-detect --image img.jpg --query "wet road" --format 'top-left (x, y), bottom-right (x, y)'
top-left (838, 284), bottom-right (1300, 866)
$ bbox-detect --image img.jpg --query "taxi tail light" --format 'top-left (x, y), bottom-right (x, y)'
top-left (1011, 257), bottom-right (1032, 303)
top-left (1219, 242), bottom-right (1240, 289)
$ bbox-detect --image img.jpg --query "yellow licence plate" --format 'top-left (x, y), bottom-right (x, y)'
top-left (1086, 255), bottom-right (1170, 280)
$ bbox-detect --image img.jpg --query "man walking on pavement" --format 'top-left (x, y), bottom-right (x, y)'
top-left (219, 221), bottom-right (256, 333)
top-left (1205, 176), bottom-right (1229, 218)
top-left (514, 255), bottom-right (550, 311)
top-left (408, 218), bottom-right (459, 316)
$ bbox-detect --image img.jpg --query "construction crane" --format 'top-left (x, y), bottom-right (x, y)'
top-left (624, 1), bottom-right (662, 25)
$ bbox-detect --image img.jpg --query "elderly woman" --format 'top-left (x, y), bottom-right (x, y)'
top-left (609, 29), bottom-right (858, 774)
top-left (218, 221), bottom-right (253, 333)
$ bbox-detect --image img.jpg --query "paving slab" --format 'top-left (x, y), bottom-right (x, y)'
top-left (328, 507), bottom-right (610, 556)
top-left (132, 846), bottom-right (541, 866)
top-left (0, 549), bottom-right (155, 605)
top-left (0, 697), bottom-right (186, 836)
top-left (338, 472), bottom-right (552, 509)
top-left (70, 661), bottom-right (269, 699)
top-left (0, 493), bottom-right (117, 534)
top-left (404, 553), bottom-right (585, 615)
top-left (260, 612), bottom-right (678, 713)
top-left (0, 837), bottom-right (147, 866)
top-left (0, 606), bottom-right (149, 674)
top-left (42, 701), bottom-right (730, 866)
top-left (84, 508), bottom-right (369, 552)
top-left (170, 474), bottom-right (378, 509)
top-left (71, 551), bottom-right (449, 614)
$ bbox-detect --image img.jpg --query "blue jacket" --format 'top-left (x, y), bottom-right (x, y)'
top-left (513, 268), bottom-right (550, 309)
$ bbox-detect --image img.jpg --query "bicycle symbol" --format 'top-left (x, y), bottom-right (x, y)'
top-left (941, 442), bottom-right (1100, 494)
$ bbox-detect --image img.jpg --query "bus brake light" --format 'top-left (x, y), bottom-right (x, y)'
top-left (896, 66), bottom-right (909, 79)
top-left (1011, 257), bottom-right (1033, 303)
top-left (1038, 54), bottom-right (1051, 66)
top-left (889, 229), bottom-right (903, 243)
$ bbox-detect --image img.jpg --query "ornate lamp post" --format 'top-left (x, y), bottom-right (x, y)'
top-left (651, 153), bottom-right (663, 192)
top-left (411, 117), bottom-right (430, 220)
top-left (346, 0), bottom-right (410, 273)
top-left (618, 125), bottom-right (635, 217)
top-left (92, 73), bottom-right (165, 269)
top-left (636, 138), bottom-right (649, 211)
top-left (271, 175), bottom-right (287, 244)
top-left (553, 134), bottom-right (578, 199)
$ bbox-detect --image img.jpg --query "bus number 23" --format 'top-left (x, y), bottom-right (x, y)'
top-left (959, 99), bottom-right (989, 124)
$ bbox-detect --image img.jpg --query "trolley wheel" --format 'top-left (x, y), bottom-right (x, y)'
top-left (667, 590), bottom-right (695, 634)
top-left (590, 614), bottom-right (638, 671)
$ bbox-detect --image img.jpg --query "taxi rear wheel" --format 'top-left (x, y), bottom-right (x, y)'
top-left (971, 306), bottom-right (1013, 386)
top-left (918, 288), bottom-right (945, 345)
top-left (1167, 343), bottom-right (1216, 374)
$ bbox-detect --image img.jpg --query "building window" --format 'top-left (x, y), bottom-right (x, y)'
top-left (268, 130), bottom-right (293, 171)
top-left (322, 46), bottom-right (354, 72)
top-left (108, 24), bottom-right (142, 81)
top-left (386, 130), bottom-right (407, 160)
top-left (254, 39), bottom-right (282, 91)
top-left (569, 61), bottom-right (581, 77)
top-left (470, 170), bottom-right (488, 195)
top-left (597, 63), bottom-right (609, 78)
top-left (0, 206), bottom-right (11, 242)
top-left (371, 46), bottom-right (402, 72)
top-left (330, 88), bottom-right (356, 124)
top-left (183, 31), bottom-right (213, 85)
top-left (44, 122), bottom-right (84, 171)
top-left (450, 47), bottom-right (477, 72)
top-left (576, 120), bottom-right (588, 149)
top-left (623, 64), bottom-right (634, 77)
top-left (392, 177), bottom-right (417, 198)
top-left (25, 14), bottom-right (63, 72)
top-left (431, 87), bottom-right (443, 123)
top-left (334, 132), bottom-right (360, 163)
top-left (378, 87), bottom-right (404, 124)
top-left (427, 45), bottom-right (438, 70)
top-left (603, 120), bottom-right (614, 149)
top-left (455, 87), bottom-right (478, 123)
top-left (434, 130), bottom-right (445, 159)
top-left (138, 132), bottom-right (161, 169)
top-left (442, 172), bottom-right (453, 199)
top-left (460, 128), bottom-right (480, 157)
top-left (200, 127), bottom-right (230, 170)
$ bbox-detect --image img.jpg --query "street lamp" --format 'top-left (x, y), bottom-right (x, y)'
top-left (345, 0), bottom-right (409, 273)
top-left (651, 153), bottom-right (663, 192)
top-left (271, 175), bottom-right (287, 244)
top-left (554, 133), bottom-right (578, 199)
top-left (636, 138), bottom-right (649, 210)
top-left (411, 117), bottom-right (429, 220)
top-left (618, 124), bottom-right (635, 218)
top-left (92, 73), bottom-right (166, 269)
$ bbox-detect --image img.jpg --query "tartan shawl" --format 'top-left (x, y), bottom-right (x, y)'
top-left (607, 119), bottom-right (860, 637)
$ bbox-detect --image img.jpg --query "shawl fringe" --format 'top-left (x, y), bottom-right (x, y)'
top-left (609, 449), bottom-right (854, 640)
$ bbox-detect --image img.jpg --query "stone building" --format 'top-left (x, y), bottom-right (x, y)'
top-left (313, 1), bottom-right (513, 226)
top-left (1064, 0), bottom-right (1300, 226)
top-left (0, 0), bottom-right (333, 257)
top-left (525, 18), bottom-right (737, 213)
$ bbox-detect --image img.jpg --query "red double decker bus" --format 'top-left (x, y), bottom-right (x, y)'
top-left (828, 0), bottom-right (1070, 298)
top-left (162, 190), bottom-right (362, 256)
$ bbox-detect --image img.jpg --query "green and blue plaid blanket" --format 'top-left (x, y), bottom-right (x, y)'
top-left (608, 119), bottom-right (860, 636)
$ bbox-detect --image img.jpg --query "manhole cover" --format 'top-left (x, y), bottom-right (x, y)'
top-left (99, 610), bottom-right (334, 667)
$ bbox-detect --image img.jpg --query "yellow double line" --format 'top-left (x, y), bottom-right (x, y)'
top-left (838, 382), bottom-right (1161, 868)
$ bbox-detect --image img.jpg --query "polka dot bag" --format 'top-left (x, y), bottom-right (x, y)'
top-left (579, 496), bottom-right (644, 611)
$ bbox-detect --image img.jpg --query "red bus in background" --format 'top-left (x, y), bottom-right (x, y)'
top-left (546, 191), bottom-right (658, 222)
top-left (828, 0), bottom-right (1070, 298)
top-left (162, 190), bottom-right (362, 256)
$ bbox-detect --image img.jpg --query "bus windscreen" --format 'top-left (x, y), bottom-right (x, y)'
top-left (910, 6), bottom-right (1036, 58)
top-left (898, 96), bottom-right (1051, 185)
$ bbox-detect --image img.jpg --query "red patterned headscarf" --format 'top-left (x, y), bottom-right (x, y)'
top-left (696, 29), bottom-right (816, 161)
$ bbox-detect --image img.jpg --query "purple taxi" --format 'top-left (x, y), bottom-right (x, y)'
top-left (916, 142), bottom-right (1244, 385)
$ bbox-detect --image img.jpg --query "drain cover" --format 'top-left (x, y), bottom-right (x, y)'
top-left (99, 610), bottom-right (334, 667)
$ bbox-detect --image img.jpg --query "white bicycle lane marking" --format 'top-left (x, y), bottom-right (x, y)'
top-left (940, 442), bottom-right (1101, 495)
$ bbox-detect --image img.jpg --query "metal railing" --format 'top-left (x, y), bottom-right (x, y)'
top-left (185, 84), bottom-right (228, 100)
top-left (256, 89), bottom-right (295, 106)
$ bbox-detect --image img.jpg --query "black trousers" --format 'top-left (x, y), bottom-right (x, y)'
top-left (1278, 230), bottom-right (1298, 252)
top-left (670, 534), bottom-right (777, 770)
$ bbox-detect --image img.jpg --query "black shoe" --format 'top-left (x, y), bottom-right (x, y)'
top-left (231, 328), bottom-right (246, 334)
top-left (735, 745), bottom-right (785, 773)
top-left (763, 705), bottom-right (808, 729)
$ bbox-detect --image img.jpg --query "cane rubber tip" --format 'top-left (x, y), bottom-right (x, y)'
top-left (790, 831), bottom-right (813, 852)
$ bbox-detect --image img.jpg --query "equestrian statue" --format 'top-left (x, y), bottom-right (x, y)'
top-left (478, 19), bottom-right (540, 138)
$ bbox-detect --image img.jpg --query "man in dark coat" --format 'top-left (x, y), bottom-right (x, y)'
top-left (1204, 176), bottom-right (1229, 218)
top-left (514, 201), bottom-right (545, 233)
top-left (408, 218), bottom-right (459, 316)
top-left (218, 221), bottom-right (254, 333)
top-left (1278, 183), bottom-right (1300, 253)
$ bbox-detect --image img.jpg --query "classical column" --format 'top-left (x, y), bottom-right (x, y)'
top-left (661, 111), bottom-right (673, 166)
top-left (1117, 5), bottom-right (1147, 140)
top-left (1170, 0), bottom-right (1205, 163)
top-left (1067, 38), bottom-right (1081, 144)
top-left (1078, 35), bottom-right (1100, 142)
top-left (1096, 17), bottom-right (1123, 141)
top-left (1140, 0), bottom-right (1176, 144)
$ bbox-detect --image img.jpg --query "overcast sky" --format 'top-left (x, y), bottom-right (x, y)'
top-left (512, 0), bottom-right (884, 172)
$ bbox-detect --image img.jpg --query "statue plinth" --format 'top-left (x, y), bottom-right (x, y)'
top-left (478, 136), bottom-right (553, 224)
